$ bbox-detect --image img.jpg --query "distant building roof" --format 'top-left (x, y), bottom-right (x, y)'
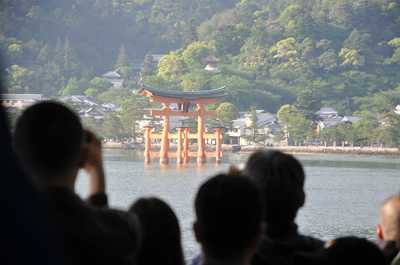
top-left (233, 118), bottom-right (246, 128)
top-left (101, 71), bottom-right (121, 78)
top-left (102, 102), bottom-right (122, 111)
top-left (1, 94), bottom-right (46, 100)
top-left (144, 54), bottom-right (167, 63)
top-left (100, 69), bottom-right (125, 88)
top-left (342, 115), bottom-right (360, 123)
top-left (316, 106), bottom-right (339, 117)
top-left (111, 80), bottom-right (125, 89)
top-left (86, 107), bottom-right (107, 116)
top-left (320, 116), bottom-right (342, 127)
top-left (202, 55), bottom-right (221, 63)
top-left (59, 95), bottom-right (103, 106)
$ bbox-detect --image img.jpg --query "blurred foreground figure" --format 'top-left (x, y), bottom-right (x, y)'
top-left (193, 174), bottom-right (265, 265)
top-left (242, 150), bottom-right (324, 265)
top-left (1, 103), bottom-right (64, 264)
top-left (377, 193), bottom-right (400, 263)
top-left (130, 197), bottom-right (185, 265)
top-left (13, 102), bottom-right (140, 265)
top-left (292, 236), bottom-right (387, 265)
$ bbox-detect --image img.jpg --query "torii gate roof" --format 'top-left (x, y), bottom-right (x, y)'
top-left (139, 85), bottom-right (227, 104)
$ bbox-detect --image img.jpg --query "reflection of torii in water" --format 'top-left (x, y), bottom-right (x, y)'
top-left (139, 85), bottom-right (227, 164)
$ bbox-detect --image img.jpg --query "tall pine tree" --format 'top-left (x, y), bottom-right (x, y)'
top-left (115, 43), bottom-right (130, 69)
top-left (182, 18), bottom-right (199, 50)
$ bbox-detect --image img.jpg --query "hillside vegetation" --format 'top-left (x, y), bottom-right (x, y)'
top-left (1, 0), bottom-right (400, 115)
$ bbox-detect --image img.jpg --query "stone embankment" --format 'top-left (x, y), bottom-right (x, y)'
top-left (102, 142), bottom-right (400, 156)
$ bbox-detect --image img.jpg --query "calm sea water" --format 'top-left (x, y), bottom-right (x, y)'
top-left (75, 151), bottom-right (400, 261)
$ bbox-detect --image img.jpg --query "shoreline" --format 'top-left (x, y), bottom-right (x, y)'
top-left (102, 142), bottom-right (400, 156)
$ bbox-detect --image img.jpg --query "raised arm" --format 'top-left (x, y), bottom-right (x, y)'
top-left (83, 130), bottom-right (106, 197)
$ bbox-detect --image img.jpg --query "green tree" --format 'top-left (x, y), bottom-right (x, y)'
top-left (115, 43), bottom-right (130, 69)
top-left (61, 77), bottom-right (89, 96)
top-left (353, 111), bottom-right (379, 146)
top-left (182, 18), bottom-right (199, 50)
top-left (120, 95), bottom-right (147, 142)
top-left (98, 88), bottom-right (132, 105)
top-left (6, 65), bottom-right (35, 93)
top-left (287, 113), bottom-right (313, 146)
top-left (181, 71), bottom-right (212, 91)
top-left (141, 50), bottom-right (156, 79)
top-left (182, 42), bottom-right (210, 70)
top-left (85, 77), bottom-right (113, 98)
top-left (377, 113), bottom-right (400, 148)
top-left (121, 66), bottom-right (134, 80)
top-left (295, 90), bottom-right (321, 121)
top-left (375, 88), bottom-right (400, 113)
top-left (386, 38), bottom-right (400, 64)
top-left (272, 131), bottom-right (286, 144)
top-left (278, 4), bottom-right (316, 39)
top-left (339, 48), bottom-right (365, 68)
top-left (337, 122), bottom-right (358, 147)
top-left (215, 102), bottom-right (239, 130)
top-left (213, 23), bottom-right (250, 56)
top-left (277, 104), bottom-right (297, 123)
top-left (6, 43), bottom-right (23, 63)
top-left (157, 51), bottom-right (187, 81)
top-left (103, 111), bottom-right (123, 141)
top-left (325, 124), bottom-right (342, 147)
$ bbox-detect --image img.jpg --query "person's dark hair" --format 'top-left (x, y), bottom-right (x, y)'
top-left (292, 236), bottom-right (388, 265)
top-left (129, 197), bottom-right (185, 265)
top-left (195, 174), bottom-right (263, 257)
top-left (241, 150), bottom-right (305, 225)
top-left (13, 102), bottom-right (83, 181)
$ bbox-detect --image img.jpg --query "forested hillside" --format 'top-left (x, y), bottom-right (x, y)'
top-left (1, 0), bottom-right (400, 115)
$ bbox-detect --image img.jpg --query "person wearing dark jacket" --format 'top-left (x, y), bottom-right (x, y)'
top-left (13, 102), bottom-right (140, 265)
top-left (241, 150), bottom-right (324, 265)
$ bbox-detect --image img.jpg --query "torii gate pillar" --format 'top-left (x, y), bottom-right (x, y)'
top-left (160, 103), bottom-right (170, 163)
top-left (176, 127), bottom-right (184, 164)
top-left (214, 127), bottom-right (224, 163)
top-left (197, 103), bottom-right (206, 163)
top-left (143, 126), bottom-right (154, 163)
top-left (184, 127), bottom-right (191, 163)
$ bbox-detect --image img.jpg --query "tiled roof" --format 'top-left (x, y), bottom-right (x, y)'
top-left (316, 106), bottom-right (339, 116)
top-left (59, 95), bottom-right (103, 105)
top-left (233, 118), bottom-right (246, 128)
top-left (202, 55), bottom-right (221, 63)
top-left (101, 71), bottom-right (121, 78)
top-left (342, 115), bottom-right (360, 123)
top-left (86, 107), bottom-right (107, 116)
top-left (111, 80), bottom-right (124, 88)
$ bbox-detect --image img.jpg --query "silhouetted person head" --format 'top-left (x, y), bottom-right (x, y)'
top-left (13, 102), bottom-right (84, 187)
top-left (292, 236), bottom-right (387, 265)
top-left (130, 197), bottom-right (185, 265)
top-left (377, 193), bottom-right (400, 240)
top-left (242, 150), bottom-right (305, 225)
top-left (194, 174), bottom-right (264, 263)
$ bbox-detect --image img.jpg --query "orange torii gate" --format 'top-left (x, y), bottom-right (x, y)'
top-left (139, 85), bottom-right (227, 164)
